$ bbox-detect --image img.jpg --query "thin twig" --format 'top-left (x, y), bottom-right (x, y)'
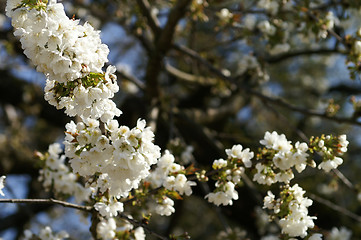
top-left (174, 43), bottom-right (361, 127)
top-left (136, 0), bottom-right (161, 35)
top-left (266, 48), bottom-right (344, 63)
top-left (332, 168), bottom-right (356, 191)
top-left (0, 198), bottom-right (93, 212)
top-left (308, 193), bottom-right (361, 222)
top-left (249, 89), bottom-right (361, 127)
top-left (117, 69), bottom-right (145, 91)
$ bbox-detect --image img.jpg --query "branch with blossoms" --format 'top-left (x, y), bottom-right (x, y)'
top-left (0, 129), bottom-right (353, 239)
top-left (2, 0), bottom-right (361, 240)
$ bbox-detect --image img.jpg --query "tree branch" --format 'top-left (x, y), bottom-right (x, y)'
top-left (249, 89), bottom-right (361, 127)
top-left (173, 44), bottom-right (231, 81)
top-left (173, 44), bottom-right (361, 127)
top-left (0, 198), bottom-right (93, 212)
top-left (266, 48), bottom-right (344, 63)
top-left (308, 192), bottom-right (361, 222)
top-left (136, 0), bottom-right (161, 36)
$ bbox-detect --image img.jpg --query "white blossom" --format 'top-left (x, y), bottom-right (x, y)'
top-left (264, 184), bottom-right (316, 238)
top-left (212, 158), bottom-right (228, 169)
top-left (318, 157), bottom-right (343, 172)
top-left (147, 151), bottom-right (196, 196)
top-left (338, 134), bottom-right (349, 153)
top-left (23, 226), bottom-right (69, 240)
top-left (309, 233), bottom-right (323, 240)
top-left (39, 143), bottom-right (91, 203)
top-left (258, 21), bottom-right (276, 36)
top-left (327, 227), bottom-right (352, 240)
top-left (205, 181), bottom-right (238, 206)
top-left (155, 197), bottom-right (175, 216)
top-left (257, 0), bottom-right (279, 15)
top-left (134, 227), bottom-right (146, 240)
top-left (7, 0), bottom-right (121, 121)
top-left (97, 218), bottom-right (116, 240)
top-left (225, 144), bottom-right (254, 168)
top-left (65, 118), bottom-right (161, 198)
top-left (94, 200), bottom-right (124, 218)
top-left (0, 176), bottom-right (6, 196)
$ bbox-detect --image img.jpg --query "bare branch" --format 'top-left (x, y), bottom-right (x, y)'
top-left (308, 193), bottom-right (361, 222)
top-left (266, 48), bottom-right (345, 63)
top-left (173, 44), bottom-right (361, 127)
top-left (173, 44), bottom-right (231, 81)
top-left (0, 198), bottom-right (93, 212)
top-left (165, 63), bottom-right (217, 85)
top-left (249, 89), bottom-right (361, 127)
top-left (136, 0), bottom-right (161, 35)
top-left (117, 68), bottom-right (146, 91)
top-left (332, 168), bottom-right (356, 191)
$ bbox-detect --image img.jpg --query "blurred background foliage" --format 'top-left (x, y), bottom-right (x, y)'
top-left (1, 0), bottom-right (361, 239)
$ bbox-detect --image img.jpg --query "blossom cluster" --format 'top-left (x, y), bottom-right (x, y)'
top-left (145, 150), bottom-right (196, 216)
top-left (6, 1), bottom-right (162, 239)
top-left (38, 143), bottom-right (91, 202)
top-left (6, 0), bottom-right (121, 121)
top-left (44, 66), bottom-right (121, 122)
top-left (97, 217), bottom-right (145, 240)
top-left (263, 184), bottom-right (316, 238)
top-left (254, 131), bottom-right (311, 185)
top-left (147, 150), bottom-right (196, 196)
top-left (94, 197), bottom-right (124, 218)
top-left (205, 144), bottom-right (254, 206)
top-left (64, 118), bottom-right (161, 198)
top-left (23, 226), bottom-right (69, 240)
top-left (309, 134), bottom-right (349, 172)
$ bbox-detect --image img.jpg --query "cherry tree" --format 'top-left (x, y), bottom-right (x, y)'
top-left (0, 0), bottom-right (361, 239)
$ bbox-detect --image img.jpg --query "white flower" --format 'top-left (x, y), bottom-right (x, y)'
top-left (263, 191), bottom-right (275, 210)
top-left (260, 131), bottom-right (292, 152)
top-left (318, 157), bottom-right (343, 172)
top-left (155, 197), bottom-right (175, 216)
top-left (164, 174), bottom-right (196, 196)
top-left (23, 226), bottom-right (69, 240)
top-left (0, 176), bottom-right (6, 196)
top-left (8, 0), bottom-right (123, 121)
top-left (338, 134), bottom-right (349, 153)
top-left (5, 0), bottom-right (23, 17)
top-left (260, 235), bottom-right (279, 240)
top-left (258, 21), bottom-right (276, 36)
top-left (65, 118), bottom-right (161, 198)
top-left (257, 0), bottom-right (279, 15)
top-left (134, 227), bottom-right (146, 240)
top-left (218, 8), bottom-right (233, 20)
top-left (309, 233), bottom-right (323, 240)
top-left (39, 143), bottom-right (91, 203)
top-left (327, 227), bottom-right (352, 240)
top-left (94, 201), bottom-right (124, 218)
top-left (243, 14), bottom-right (257, 30)
top-left (266, 184), bottom-right (316, 238)
top-left (237, 54), bottom-right (260, 75)
top-left (205, 181), bottom-right (238, 206)
top-left (355, 41), bottom-right (361, 55)
top-left (225, 144), bottom-right (254, 167)
top-left (253, 163), bottom-right (277, 185)
top-left (212, 159), bottom-right (227, 169)
top-left (97, 218), bottom-right (116, 240)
